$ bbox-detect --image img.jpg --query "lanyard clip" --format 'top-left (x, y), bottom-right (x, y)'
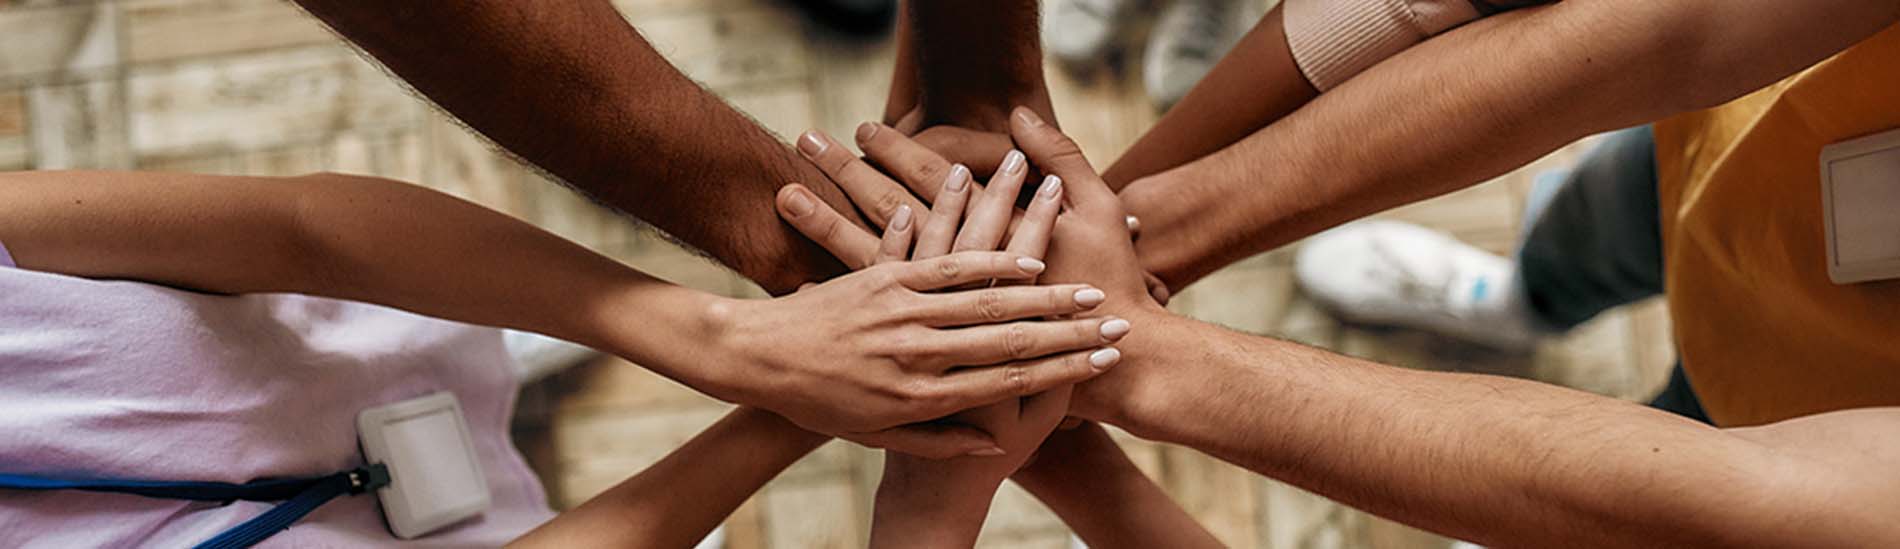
top-left (346, 464), bottom-right (391, 495)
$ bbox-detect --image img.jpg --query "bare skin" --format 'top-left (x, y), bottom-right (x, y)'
top-left (1119, 0), bottom-right (1900, 288)
top-left (0, 170), bottom-right (1120, 458)
top-left (799, 109), bottom-right (1900, 548)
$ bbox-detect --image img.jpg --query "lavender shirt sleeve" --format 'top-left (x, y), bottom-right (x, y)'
top-left (0, 240), bottom-right (14, 268)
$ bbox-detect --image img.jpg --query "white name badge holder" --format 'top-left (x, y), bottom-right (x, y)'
top-left (357, 391), bottom-right (492, 539)
top-left (1820, 127), bottom-right (1900, 284)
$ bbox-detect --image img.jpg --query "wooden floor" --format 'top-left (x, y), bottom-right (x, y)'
top-left (0, 0), bottom-right (1675, 547)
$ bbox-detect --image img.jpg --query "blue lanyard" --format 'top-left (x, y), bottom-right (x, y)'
top-left (0, 464), bottom-right (389, 549)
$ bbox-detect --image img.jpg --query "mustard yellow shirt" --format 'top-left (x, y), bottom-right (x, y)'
top-left (1655, 24), bottom-right (1900, 426)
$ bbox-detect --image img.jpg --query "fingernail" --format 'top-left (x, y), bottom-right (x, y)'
top-left (1074, 288), bottom-right (1106, 307)
top-left (784, 188), bottom-right (815, 216)
top-left (797, 131), bottom-right (826, 156)
top-left (1017, 257), bottom-right (1046, 273)
top-left (1001, 150), bottom-right (1026, 175)
top-left (969, 447), bottom-right (1007, 457)
top-left (1099, 318), bottom-right (1131, 340)
top-left (1038, 175), bottom-right (1062, 199)
top-left (1125, 215), bottom-right (1142, 232)
top-left (945, 164), bottom-right (970, 192)
top-left (890, 205), bottom-right (913, 231)
top-left (856, 121), bottom-right (879, 143)
top-left (1089, 347), bottom-right (1121, 369)
top-left (1015, 107), bottom-right (1045, 127)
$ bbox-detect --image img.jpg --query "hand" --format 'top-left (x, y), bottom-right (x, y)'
top-left (792, 123), bottom-right (1173, 304)
top-left (708, 248), bottom-right (1117, 459)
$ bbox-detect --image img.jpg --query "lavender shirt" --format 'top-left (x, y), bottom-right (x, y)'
top-left (0, 241), bottom-right (554, 547)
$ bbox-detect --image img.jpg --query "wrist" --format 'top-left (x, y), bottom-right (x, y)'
top-left (873, 456), bottom-right (1000, 546)
top-left (1083, 309), bottom-right (1206, 437)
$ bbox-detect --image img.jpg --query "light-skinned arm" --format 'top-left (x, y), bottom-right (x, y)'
top-left (289, 0), bottom-right (867, 294)
top-left (510, 407), bottom-right (826, 548)
top-left (1007, 117), bottom-right (1900, 548)
top-left (0, 170), bottom-right (1121, 458)
top-left (1121, 0), bottom-right (1900, 289)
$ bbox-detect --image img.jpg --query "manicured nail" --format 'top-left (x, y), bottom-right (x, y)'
top-left (1038, 175), bottom-right (1062, 199)
top-left (797, 131), bottom-right (826, 156)
top-left (1089, 347), bottom-right (1121, 369)
top-left (1001, 150), bottom-right (1026, 175)
top-left (1099, 318), bottom-right (1131, 340)
top-left (1125, 215), bottom-right (1142, 232)
top-left (855, 121), bottom-right (879, 143)
top-left (1015, 107), bottom-right (1045, 127)
top-left (890, 205), bottom-right (913, 231)
top-left (783, 188), bottom-right (816, 216)
top-left (1074, 288), bottom-right (1106, 307)
top-left (944, 164), bottom-right (970, 192)
top-left (969, 447), bottom-right (1007, 457)
top-left (1017, 257), bottom-right (1046, 273)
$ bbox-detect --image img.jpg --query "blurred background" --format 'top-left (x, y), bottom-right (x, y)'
top-left (0, 0), bottom-right (1675, 547)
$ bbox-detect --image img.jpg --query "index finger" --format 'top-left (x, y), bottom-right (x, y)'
top-left (776, 184), bottom-right (880, 269)
top-left (797, 130), bottom-right (928, 229)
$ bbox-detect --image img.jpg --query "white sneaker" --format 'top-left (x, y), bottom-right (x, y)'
top-left (1143, 0), bottom-right (1246, 109)
top-left (1295, 221), bottom-right (1541, 351)
top-left (1043, 0), bottom-right (1138, 66)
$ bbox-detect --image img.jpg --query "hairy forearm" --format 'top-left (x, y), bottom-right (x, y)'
top-left (513, 407), bottom-right (827, 548)
top-left (293, 0), bottom-right (859, 293)
top-left (1123, 0), bottom-right (1899, 289)
top-left (1103, 6), bottom-right (1313, 190)
top-left (1108, 314), bottom-right (1851, 547)
top-left (904, 0), bottom-right (1052, 129)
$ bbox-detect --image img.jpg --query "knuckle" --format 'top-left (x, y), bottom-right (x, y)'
top-left (1003, 323), bottom-right (1034, 359)
top-left (976, 290), bottom-right (1009, 322)
top-left (1002, 365), bottom-right (1031, 396)
top-left (874, 189), bottom-right (907, 219)
top-left (911, 161), bottom-right (944, 186)
top-left (935, 256), bottom-right (963, 282)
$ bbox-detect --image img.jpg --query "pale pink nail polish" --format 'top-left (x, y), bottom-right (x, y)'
top-left (1089, 348), bottom-right (1121, 369)
top-left (1001, 150), bottom-right (1025, 175)
top-left (1038, 175), bottom-right (1062, 198)
top-left (798, 132), bottom-right (826, 156)
top-left (1074, 288), bottom-right (1106, 307)
top-left (1099, 318), bottom-right (1131, 340)
top-left (890, 205), bottom-right (913, 231)
top-left (945, 164), bottom-right (970, 192)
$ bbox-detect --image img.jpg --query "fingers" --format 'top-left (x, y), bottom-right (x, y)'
top-left (894, 251), bottom-right (1047, 290)
top-left (856, 122), bottom-right (959, 202)
top-left (1008, 106), bottom-right (1116, 208)
top-left (1005, 175), bottom-right (1064, 259)
top-left (875, 205), bottom-right (915, 265)
top-left (776, 184), bottom-right (879, 269)
top-left (913, 164), bottom-right (972, 259)
top-left (1143, 271), bottom-right (1173, 306)
top-left (847, 423), bottom-right (1003, 459)
top-left (913, 284), bottom-right (1108, 327)
top-left (922, 316), bottom-right (1131, 367)
top-left (1020, 385), bottom-right (1074, 430)
top-left (953, 149), bottom-right (1030, 253)
top-left (931, 347), bottom-right (1121, 407)
top-left (797, 130), bottom-right (927, 228)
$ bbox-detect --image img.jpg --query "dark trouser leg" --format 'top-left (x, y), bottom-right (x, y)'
top-left (1511, 126), bottom-right (1707, 423)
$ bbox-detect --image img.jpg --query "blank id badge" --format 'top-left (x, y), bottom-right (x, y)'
top-left (1820, 127), bottom-right (1900, 284)
top-left (358, 391), bottom-right (491, 539)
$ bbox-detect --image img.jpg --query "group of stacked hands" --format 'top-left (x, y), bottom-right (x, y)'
top-left (9, 0), bottom-right (1897, 547)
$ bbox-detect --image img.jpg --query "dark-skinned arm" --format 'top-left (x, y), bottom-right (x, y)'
top-left (291, 0), bottom-right (862, 293)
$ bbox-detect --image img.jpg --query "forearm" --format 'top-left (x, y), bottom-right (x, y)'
top-left (1102, 6), bottom-right (1314, 190)
top-left (292, 0), bottom-right (857, 293)
top-left (1123, 0), bottom-right (1899, 289)
top-left (0, 171), bottom-right (727, 386)
top-left (869, 455), bottom-right (1001, 549)
top-left (1012, 425), bottom-right (1221, 549)
top-left (904, 0), bottom-right (1053, 129)
top-left (513, 407), bottom-right (828, 548)
top-left (1108, 314), bottom-right (1817, 547)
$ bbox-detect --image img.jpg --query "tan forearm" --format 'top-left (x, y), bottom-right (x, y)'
top-left (1123, 0), bottom-right (1899, 289)
top-left (1012, 425), bottom-right (1222, 549)
top-left (1109, 313), bottom-right (1858, 547)
top-left (512, 408), bottom-right (827, 548)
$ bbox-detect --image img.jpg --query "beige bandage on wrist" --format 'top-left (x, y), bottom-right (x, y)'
top-left (1284, 0), bottom-right (1483, 91)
